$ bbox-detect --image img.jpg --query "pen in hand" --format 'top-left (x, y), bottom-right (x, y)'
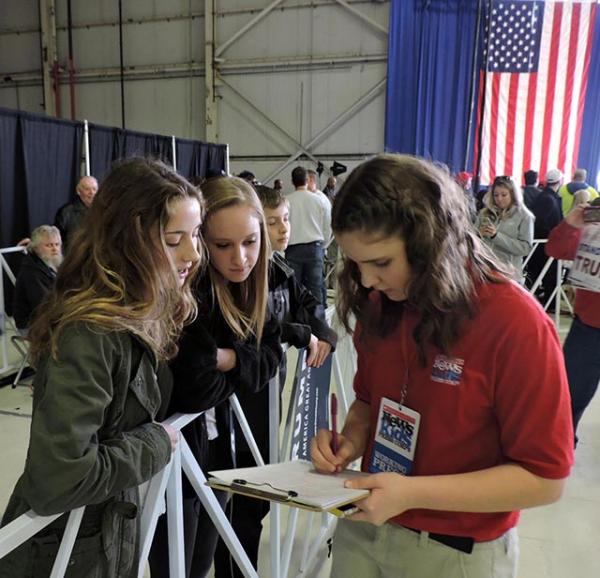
top-left (330, 392), bottom-right (338, 455)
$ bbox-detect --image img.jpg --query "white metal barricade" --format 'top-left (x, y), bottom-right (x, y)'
top-left (524, 239), bottom-right (573, 330)
top-left (0, 406), bottom-right (263, 578)
top-left (0, 246), bottom-right (27, 375)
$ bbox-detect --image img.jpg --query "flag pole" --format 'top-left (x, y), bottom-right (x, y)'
top-left (474, 0), bottom-right (493, 191)
top-left (465, 0), bottom-right (484, 174)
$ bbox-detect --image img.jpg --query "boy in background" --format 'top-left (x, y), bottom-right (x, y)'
top-left (259, 185), bottom-right (337, 371)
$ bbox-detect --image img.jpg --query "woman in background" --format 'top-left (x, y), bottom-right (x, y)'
top-left (475, 175), bottom-right (534, 282)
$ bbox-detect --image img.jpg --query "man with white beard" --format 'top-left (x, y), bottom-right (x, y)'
top-left (13, 225), bottom-right (63, 334)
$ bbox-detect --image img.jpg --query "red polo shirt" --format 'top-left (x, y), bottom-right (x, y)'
top-left (354, 281), bottom-right (573, 542)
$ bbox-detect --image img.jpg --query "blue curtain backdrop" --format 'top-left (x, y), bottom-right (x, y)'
top-left (385, 0), bottom-right (480, 172)
top-left (578, 6), bottom-right (600, 187)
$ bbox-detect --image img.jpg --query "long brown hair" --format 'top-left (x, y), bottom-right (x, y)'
top-left (333, 154), bottom-right (509, 362)
top-left (201, 176), bottom-right (270, 343)
top-left (28, 157), bottom-right (204, 364)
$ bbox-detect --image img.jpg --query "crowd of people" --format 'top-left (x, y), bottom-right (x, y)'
top-left (0, 154), bottom-right (597, 578)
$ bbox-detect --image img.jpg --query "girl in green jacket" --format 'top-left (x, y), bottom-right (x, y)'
top-left (0, 157), bottom-right (203, 578)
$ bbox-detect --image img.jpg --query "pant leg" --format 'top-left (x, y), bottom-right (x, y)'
top-left (330, 520), bottom-right (383, 578)
top-left (563, 316), bottom-right (600, 442)
top-left (286, 244), bottom-right (324, 304)
top-left (284, 246), bottom-right (305, 288)
top-left (188, 490), bottom-right (230, 578)
top-left (302, 243), bottom-right (326, 306)
top-left (213, 447), bottom-right (269, 578)
top-left (148, 496), bottom-right (201, 578)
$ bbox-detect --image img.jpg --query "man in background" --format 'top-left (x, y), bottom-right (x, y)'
top-left (54, 175), bottom-right (98, 252)
top-left (558, 168), bottom-right (598, 215)
top-left (322, 176), bottom-right (337, 203)
top-left (13, 225), bottom-right (62, 334)
top-left (527, 169), bottom-right (563, 307)
top-left (285, 166), bottom-right (331, 318)
top-left (522, 169), bottom-right (541, 210)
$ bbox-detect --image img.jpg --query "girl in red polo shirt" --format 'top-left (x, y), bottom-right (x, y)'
top-left (311, 155), bottom-right (573, 578)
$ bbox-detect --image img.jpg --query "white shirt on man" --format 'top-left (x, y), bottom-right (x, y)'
top-left (286, 187), bottom-right (332, 246)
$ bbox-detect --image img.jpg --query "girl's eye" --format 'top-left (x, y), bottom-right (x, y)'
top-left (215, 243), bottom-right (230, 249)
top-left (243, 239), bottom-right (257, 246)
top-left (374, 260), bottom-right (391, 268)
top-left (166, 242), bottom-right (180, 248)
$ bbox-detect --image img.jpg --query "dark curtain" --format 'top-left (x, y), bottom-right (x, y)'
top-left (176, 139), bottom-right (208, 181)
top-left (0, 109), bottom-right (27, 247)
top-left (208, 144), bottom-right (228, 176)
top-left (20, 114), bottom-right (83, 231)
top-left (89, 125), bottom-right (174, 183)
top-left (121, 130), bottom-right (173, 164)
top-left (0, 108), bottom-right (82, 244)
top-left (176, 140), bottom-right (227, 182)
top-left (89, 124), bottom-right (120, 182)
top-left (0, 110), bottom-right (26, 318)
top-left (384, 0), bottom-right (480, 172)
top-left (578, 9), bottom-right (600, 187)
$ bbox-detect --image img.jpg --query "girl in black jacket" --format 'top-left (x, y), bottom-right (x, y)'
top-left (149, 176), bottom-right (282, 578)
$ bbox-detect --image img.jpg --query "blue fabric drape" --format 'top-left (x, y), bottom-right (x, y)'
top-left (385, 0), bottom-right (480, 172)
top-left (578, 7), bottom-right (600, 188)
top-left (20, 114), bottom-right (83, 231)
top-left (89, 125), bottom-right (174, 181)
top-left (176, 138), bottom-right (228, 181)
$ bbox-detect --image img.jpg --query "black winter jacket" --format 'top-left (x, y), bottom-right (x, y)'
top-left (13, 252), bottom-right (56, 329)
top-left (169, 276), bottom-right (283, 476)
top-left (268, 252), bottom-right (337, 350)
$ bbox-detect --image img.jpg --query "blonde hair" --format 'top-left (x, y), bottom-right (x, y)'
top-left (570, 189), bottom-right (591, 212)
top-left (201, 176), bottom-right (269, 342)
top-left (28, 158), bottom-right (204, 364)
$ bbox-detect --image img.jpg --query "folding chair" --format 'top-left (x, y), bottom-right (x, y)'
top-left (10, 335), bottom-right (30, 388)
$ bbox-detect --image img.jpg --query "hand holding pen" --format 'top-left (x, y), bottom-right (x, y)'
top-left (310, 393), bottom-right (358, 474)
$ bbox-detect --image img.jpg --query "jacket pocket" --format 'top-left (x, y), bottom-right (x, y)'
top-left (31, 531), bottom-right (107, 578)
top-left (102, 499), bottom-right (139, 577)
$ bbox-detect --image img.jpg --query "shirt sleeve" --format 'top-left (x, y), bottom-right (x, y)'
top-left (493, 309), bottom-right (574, 479)
top-left (545, 219), bottom-right (582, 260)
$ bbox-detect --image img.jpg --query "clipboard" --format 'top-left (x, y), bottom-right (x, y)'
top-left (206, 460), bottom-right (369, 517)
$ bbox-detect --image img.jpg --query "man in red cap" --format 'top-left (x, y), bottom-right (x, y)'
top-left (456, 171), bottom-right (476, 220)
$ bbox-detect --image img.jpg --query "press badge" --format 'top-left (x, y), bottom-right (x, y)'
top-left (369, 397), bottom-right (420, 475)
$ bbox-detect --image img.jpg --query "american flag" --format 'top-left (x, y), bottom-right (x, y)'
top-left (475, 1), bottom-right (597, 184)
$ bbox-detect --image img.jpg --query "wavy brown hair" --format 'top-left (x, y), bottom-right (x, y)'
top-left (28, 157), bottom-right (204, 364)
top-left (333, 154), bottom-right (510, 362)
top-left (201, 176), bottom-right (270, 343)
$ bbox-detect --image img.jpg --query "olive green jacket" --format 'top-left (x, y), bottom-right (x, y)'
top-left (0, 323), bottom-right (173, 578)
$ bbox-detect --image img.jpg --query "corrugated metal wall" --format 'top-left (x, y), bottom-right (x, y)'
top-left (0, 0), bottom-right (389, 186)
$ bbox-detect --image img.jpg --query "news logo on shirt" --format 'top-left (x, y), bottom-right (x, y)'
top-left (431, 354), bottom-right (464, 386)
